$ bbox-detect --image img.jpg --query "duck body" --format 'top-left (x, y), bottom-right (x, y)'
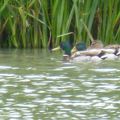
top-left (101, 53), bottom-right (118, 60)
top-left (90, 56), bottom-right (103, 62)
top-left (71, 55), bottom-right (91, 62)
top-left (71, 48), bottom-right (120, 62)
top-left (70, 40), bottom-right (104, 62)
top-left (71, 50), bottom-right (105, 63)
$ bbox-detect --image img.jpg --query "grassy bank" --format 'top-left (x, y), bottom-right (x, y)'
top-left (0, 0), bottom-right (120, 48)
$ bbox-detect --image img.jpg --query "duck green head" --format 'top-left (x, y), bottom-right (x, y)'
top-left (60, 39), bottom-right (73, 56)
top-left (76, 42), bottom-right (86, 51)
top-left (71, 42), bottom-right (86, 53)
top-left (52, 40), bottom-right (86, 58)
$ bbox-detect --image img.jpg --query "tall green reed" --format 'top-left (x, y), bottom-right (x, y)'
top-left (0, 0), bottom-right (120, 48)
top-left (98, 0), bottom-right (120, 45)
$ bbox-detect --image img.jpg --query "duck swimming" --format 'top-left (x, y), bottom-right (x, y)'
top-left (71, 40), bottom-right (120, 61)
top-left (59, 40), bottom-right (105, 62)
top-left (52, 39), bottom-right (120, 62)
top-left (71, 39), bottom-right (104, 53)
top-left (72, 47), bottom-right (120, 62)
top-left (60, 40), bottom-right (87, 61)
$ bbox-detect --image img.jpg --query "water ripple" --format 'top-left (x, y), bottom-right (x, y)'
top-left (0, 50), bottom-right (120, 120)
top-left (90, 68), bottom-right (120, 72)
top-left (0, 65), bottom-right (19, 70)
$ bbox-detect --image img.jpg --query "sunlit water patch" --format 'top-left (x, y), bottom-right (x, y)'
top-left (0, 49), bottom-right (120, 119)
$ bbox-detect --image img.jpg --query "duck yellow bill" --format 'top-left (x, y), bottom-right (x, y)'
top-left (71, 47), bottom-right (77, 53)
top-left (51, 46), bottom-right (60, 51)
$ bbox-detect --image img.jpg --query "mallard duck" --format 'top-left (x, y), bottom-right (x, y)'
top-left (52, 40), bottom-right (87, 61)
top-left (60, 40), bottom-right (87, 61)
top-left (59, 40), bottom-right (105, 62)
top-left (52, 40), bottom-right (120, 62)
top-left (72, 40), bottom-right (120, 61)
top-left (71, 39), bottom-right (103, 53)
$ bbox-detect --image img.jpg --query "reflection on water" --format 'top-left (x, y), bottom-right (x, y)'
top-left (0, 49), bottom-right (120, 119)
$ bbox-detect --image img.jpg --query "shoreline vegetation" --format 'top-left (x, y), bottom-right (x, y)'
top-left (0, 0), bottom-right (120, 49)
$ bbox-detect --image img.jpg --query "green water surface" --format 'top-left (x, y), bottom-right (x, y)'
top-left (0, 49), bottom-right (120, 120)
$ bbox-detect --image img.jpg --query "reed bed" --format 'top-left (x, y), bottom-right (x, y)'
top-left (0, 0), bottom-right (120, 48)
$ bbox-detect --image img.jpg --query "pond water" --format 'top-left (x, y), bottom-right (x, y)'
top-left (0, 49), bottom-right (120, 120)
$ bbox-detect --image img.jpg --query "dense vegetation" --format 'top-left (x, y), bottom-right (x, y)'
top-left (0, 0), bottom-right (120, 48)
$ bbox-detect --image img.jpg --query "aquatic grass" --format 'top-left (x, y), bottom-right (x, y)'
top-left (98, 0), bottom-right (120, 44)
top-left (0, 0), bottom-right (120, 48)
top-left (0, 0), bottom-right (9, 13)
